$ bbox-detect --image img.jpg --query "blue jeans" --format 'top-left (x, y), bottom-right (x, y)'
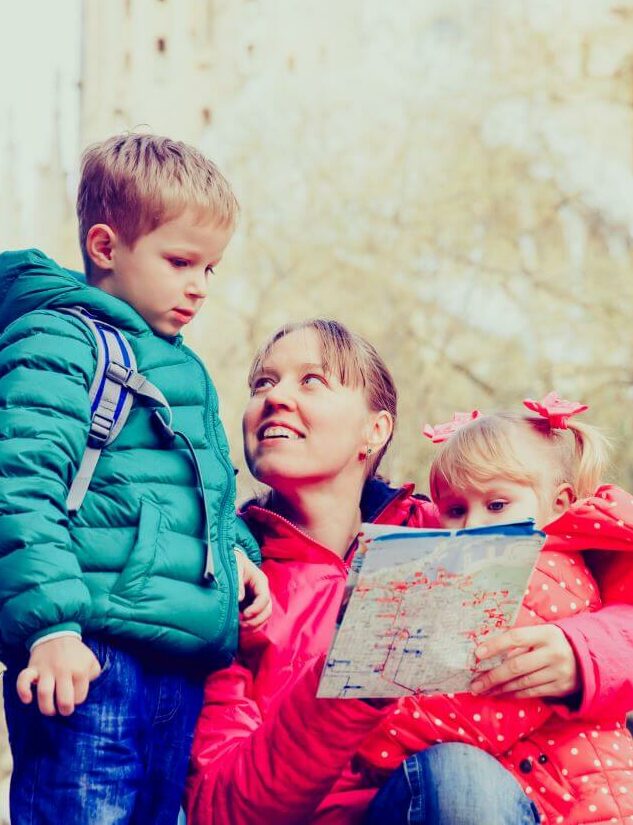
top-left (365, 743), bottom-right (540, 825)
top-left (3, 636), bottom-right (204, 825)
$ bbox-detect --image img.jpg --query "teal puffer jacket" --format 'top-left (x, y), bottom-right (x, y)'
top-left (0, 249), bottom-right (259, 666)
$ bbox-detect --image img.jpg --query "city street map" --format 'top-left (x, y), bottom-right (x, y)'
top-left (317, 521), bottom-right (545, 698)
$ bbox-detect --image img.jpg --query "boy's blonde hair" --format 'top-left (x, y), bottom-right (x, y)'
top-left (77, 133), bottom-right (239, 273)
top-left (248, 319), bottom-right (397, 476)
top-left (429, 412), bottom-right (609, 503)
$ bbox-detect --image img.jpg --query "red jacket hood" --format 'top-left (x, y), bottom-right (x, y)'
top-left (544, 483), bottom-right (633, 552)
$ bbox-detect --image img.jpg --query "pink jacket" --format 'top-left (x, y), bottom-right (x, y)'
top-left (186, 483), bottom-right (633, 825)
top-left (360, 485), bottom-right (633, 824)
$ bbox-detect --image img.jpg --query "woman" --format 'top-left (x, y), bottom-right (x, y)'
top-left (185, 319), bottom-right (633, 825)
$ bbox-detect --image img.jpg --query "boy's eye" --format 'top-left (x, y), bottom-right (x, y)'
top-left (488, 500), bottom-right (506, 512)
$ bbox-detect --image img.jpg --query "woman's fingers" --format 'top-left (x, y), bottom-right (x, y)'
top-left (475, 626), bottom-right (543, 662)
top-left (471, 624), bottom-right (579, 698)
top-left (471, 624), bottom-right (580, 698)
top-left (494, 677), bottom-right (561, 700)
top-left (472, 646), bottom-right (552, 694)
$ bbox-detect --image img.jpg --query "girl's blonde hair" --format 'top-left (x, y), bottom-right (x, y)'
top-left (429, 412), bottom-right (609, 502)
top-left (248, 319), bottom-right (397, 476)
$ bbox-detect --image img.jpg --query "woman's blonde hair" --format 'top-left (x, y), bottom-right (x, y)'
top-left (429, 412), bottom-right (610, 502)
top-left (248, 319), bottom-right (397, 476)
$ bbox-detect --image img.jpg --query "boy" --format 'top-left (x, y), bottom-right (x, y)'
top-left (0, 133), bottom-right (269, 824)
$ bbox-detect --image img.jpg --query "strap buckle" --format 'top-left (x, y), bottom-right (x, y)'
top-left (87, 411), bottom-right (115, 447)
top-left (106, 361), bottom-right (135, 386)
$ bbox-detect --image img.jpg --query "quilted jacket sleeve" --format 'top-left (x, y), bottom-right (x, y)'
top-left (0, 309), bottom-right (96, 650)
top-left (544, 485), bottom-right (633, 720)
top-left (186, 659), bottom-right (387, 825)
top-left (554, 604), bottom-right (633, 721)
top-left (235, 515), bottom-right (261, 565)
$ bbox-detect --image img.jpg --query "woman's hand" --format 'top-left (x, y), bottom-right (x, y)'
top-left (469, 624), bottom-right (580, 700)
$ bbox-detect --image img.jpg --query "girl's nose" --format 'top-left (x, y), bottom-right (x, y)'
top-left (462, 507), bottom-right (486, 529)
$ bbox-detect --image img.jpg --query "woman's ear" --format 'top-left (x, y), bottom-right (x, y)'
top-left (552, 482), bottom-right (576, 516)
top-left (85, 224), bottom-right (117, 274)
top-left (364, 410), bottom-right (393, 458)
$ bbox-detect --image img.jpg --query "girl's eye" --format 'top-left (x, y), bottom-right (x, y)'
top-left (446, 506), bottom-right (466, 519)
top-left (488, 500), bottom-right (506, 512)
top-left (169, 257), bottom-right (189, 268)
top-left (205, 265), bottom-right (216, 277)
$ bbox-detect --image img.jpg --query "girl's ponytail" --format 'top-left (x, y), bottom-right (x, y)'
top-left (562, 419), bottom-right (610, 499)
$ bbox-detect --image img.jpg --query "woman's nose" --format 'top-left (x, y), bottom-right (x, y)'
top-left (263, 380), bottom-right (297, 410)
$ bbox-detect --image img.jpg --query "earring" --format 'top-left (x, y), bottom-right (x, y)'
top-left (366, 447), bottom-right (373, 456)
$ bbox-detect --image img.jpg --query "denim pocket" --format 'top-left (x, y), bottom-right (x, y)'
top-left (110, 499), bottom-right (162, 603)
top-left (83, 636), bottom-right (113, 689)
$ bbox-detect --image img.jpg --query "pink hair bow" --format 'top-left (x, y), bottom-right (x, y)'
top-left (423, 410), bottom-right (481, 444)
top-left (523, 391), bottom-right (588, 430)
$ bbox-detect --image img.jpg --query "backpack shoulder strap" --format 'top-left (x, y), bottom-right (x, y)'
top-left (60, 307), bottom-right (171, 513)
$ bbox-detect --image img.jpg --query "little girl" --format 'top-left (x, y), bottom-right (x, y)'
top-left (360, 395), bottom-right (633, 825)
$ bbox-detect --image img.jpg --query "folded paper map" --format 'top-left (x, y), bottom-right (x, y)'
top-left (317, 521), bottom-right (545, 699)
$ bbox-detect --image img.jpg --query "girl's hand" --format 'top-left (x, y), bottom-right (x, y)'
top-left (469, 625), bottom-right (580, 700)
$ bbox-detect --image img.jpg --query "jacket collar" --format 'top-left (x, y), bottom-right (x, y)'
top-left (241, 479), bottom-right (420, 566)
top-left (0, 248), bottom-right (172, 340)
top-left (360, 476), bottom-right (417, 522)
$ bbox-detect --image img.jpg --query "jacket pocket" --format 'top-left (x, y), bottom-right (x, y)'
top-left (110, 499), bottom-right (162, 603)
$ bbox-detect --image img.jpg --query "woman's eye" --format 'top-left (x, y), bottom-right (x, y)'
top-left (488, 500), bottom-right (506, 512)
top-left (251, 376), bottom-right (274, 393)
top-left (302, 374), bottom-right (326, 386)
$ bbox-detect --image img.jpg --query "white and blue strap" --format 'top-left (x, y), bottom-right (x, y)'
top-left (62, 308), bottom-right (170, 513)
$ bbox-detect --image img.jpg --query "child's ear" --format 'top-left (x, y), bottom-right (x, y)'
top-left (85, 224), bottom-right (117, 272)
top-left (552, 482), bottom-right (576, 515)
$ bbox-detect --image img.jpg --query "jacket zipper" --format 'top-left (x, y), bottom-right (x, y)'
top-left (246, 505), bottom-right (352, 573)
top-left (188, 348), bottom-right (237, 639)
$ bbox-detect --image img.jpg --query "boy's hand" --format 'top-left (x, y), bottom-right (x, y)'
top-left (16, 636), bottom-right (101, 717)
top-left (233, 549), bottom-right (272, 629)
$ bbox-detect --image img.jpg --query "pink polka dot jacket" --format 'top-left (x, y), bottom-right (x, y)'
top-left (359, 485), bottom-right (633, 825)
